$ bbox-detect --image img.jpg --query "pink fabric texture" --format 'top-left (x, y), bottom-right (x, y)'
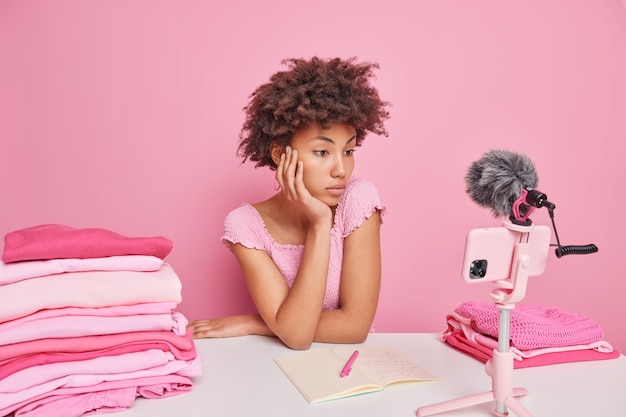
top-left (0, 330), bottom-right (195, 364)
top-left (0, 302), bottom-right (177, 333)
top-left (0, 311), bottom-right (187, 346)
top-left (443, 330), bottom-right (621, 368)
top-left (1, 373), bottom-right (196, 417)
top-left (454, 301), bottom-right (604, 350)
top-left (0, 264), bottom-right (182, 323)
top-left (441, 311), bottom-right (620, 368)
top-left (0, 349), bottom-right (174, 394)
top-left (13, 387), bottom-right (138, 417)
top-left (222, 177), bottom-right (385, 311)
top-left (0, 331), bottom-right (197, 380)
top-left (0, 225), bottom-right (200, 416)
top-left (443, 312), bottom-right (615, 360)
top-left (5, 374), bottom-right (193, 417)
top-left (0, 255), bottom-right (164, 286)
top-left (0, 351), bottom-right (201, 411)
top-left (2, 224), bottom-right (173, 263)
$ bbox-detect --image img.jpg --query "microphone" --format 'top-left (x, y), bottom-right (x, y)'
top-left (465, 149), bottom-right (553, 224)
top-left (465, 149), bottom-right (598, 257)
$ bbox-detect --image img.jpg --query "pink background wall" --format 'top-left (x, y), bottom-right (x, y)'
top-left (2, 1), bottom-right (625, 352)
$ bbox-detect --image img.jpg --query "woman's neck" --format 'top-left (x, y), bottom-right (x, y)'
top-left (253, 194), bottom-right (334, 245)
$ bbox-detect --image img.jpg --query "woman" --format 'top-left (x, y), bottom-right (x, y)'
top-left (190, 57), bottom-right (390, 350)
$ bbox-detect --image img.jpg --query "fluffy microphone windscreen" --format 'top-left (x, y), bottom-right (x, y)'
top-left (465, 149), bottom-right (538, 217)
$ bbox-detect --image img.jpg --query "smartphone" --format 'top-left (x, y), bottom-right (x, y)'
top-left (461, 225), bottom-right (551, 283)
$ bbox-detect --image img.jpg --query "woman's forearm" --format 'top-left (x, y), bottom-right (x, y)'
top-left (273, 221), bottom-right (332, 349)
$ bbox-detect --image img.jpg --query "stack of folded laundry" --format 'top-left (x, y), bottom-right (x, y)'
top-left (0, 224), bottom-right (202, 417)
top-left (442, 300), bottom-right (620, 368)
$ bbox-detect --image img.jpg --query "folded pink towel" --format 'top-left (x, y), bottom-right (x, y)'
top-left (454, 301), bottom-right (604, 350)
top-left (2, 224), bottom-right (173, 263)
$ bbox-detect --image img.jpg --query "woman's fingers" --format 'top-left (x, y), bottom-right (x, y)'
top-left (275, 151), bottom-right (286, 191)
top-left (285, 147), bottom-right (297, 189)
top-left (294, 160), bottom-right (307, 198)
top-left (274, 146), bottom-right (330, 222)
top-left (278, 146), bottom-right (299, 200)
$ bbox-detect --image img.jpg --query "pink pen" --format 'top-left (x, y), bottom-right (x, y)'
top-left (340, 350), bottom-right (359, 377)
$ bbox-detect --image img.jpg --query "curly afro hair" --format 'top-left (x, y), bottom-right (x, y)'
top-left (237, 57), bottom-right (390, 170)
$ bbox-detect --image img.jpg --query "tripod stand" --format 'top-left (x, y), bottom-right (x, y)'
top-left (416, 220), bottom-right (538, 417)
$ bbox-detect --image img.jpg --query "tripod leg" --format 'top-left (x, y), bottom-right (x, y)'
top-left (502, 396), bottom-right (533, 417)
top-left (416, 391), bottom-right (495, 417)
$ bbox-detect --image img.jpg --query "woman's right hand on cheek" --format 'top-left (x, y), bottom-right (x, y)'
top-left (276, 146), bottom-right (331, 224)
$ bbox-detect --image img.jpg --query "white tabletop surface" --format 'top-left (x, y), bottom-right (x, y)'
top-left (119, 333), bottom-right (626, 416)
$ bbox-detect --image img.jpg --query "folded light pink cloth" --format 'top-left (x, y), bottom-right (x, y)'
top-left (3, 224), bottom-right (173, 263)
top-left (0, 302), bottom-right (177, 333)
top-left (4, 374), bottom-right (194, 417)
top-left (15, 386), bottom-right (137, 417)
top-left (0, 352), bottom-right (201, 412)
top-left (0, 255), bottom-right (164, 286)
top-left (454, 301), bottom-right (604, 350)
top-left (0, 311), bottom-right (187, 346)
top-left (0, 349), bottom-right (174, 394)
top-left (0, 331), bottom-right (197, 380)
top-left (0, 264), bottom-right (182, 323)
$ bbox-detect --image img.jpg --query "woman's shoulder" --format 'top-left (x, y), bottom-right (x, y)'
top-left (223, 203), bottom-right (270, 248)
top-left (224, 203), bottom-right (261, 226)
top-left (342, 177), bottom-right (382, 207)
top-left (345, 176), bottom-right (378, 194)
top-left (336, 177), bottom-right (385, 236)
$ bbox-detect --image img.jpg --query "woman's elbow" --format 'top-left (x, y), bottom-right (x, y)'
top-left (282, 335), bottom-right (314, 350)
top-left (275, 326), bottom-right (316, 350)
top-left (349, 326), bottom-right (370, 344)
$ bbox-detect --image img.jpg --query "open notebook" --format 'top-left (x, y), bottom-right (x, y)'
top-left (274, 345), bottom-right (438, 404)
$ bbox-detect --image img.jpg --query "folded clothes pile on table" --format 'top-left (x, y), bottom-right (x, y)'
top-left (0, 224), bottom-right (201, 417)
top-left (442, 300), bottom-right (620, 368)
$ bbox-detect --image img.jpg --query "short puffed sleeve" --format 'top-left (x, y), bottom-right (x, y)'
top-left (334, 177), bottom-right (385, 238)
top-left (222, 204), bottom-right (269, 251)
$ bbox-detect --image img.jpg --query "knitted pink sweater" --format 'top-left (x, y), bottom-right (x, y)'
top-left (454, 301), bottom-right (604, 350)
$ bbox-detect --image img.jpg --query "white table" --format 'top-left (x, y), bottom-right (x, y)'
top-left (120, 333), bottom-right (626, 416)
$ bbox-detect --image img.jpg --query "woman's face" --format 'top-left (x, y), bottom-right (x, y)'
top-left (289, 123), bottom-right (357, 207)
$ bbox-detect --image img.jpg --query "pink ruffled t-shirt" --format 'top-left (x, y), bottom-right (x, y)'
top-left (222, 177), bottom-right (385, 311)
